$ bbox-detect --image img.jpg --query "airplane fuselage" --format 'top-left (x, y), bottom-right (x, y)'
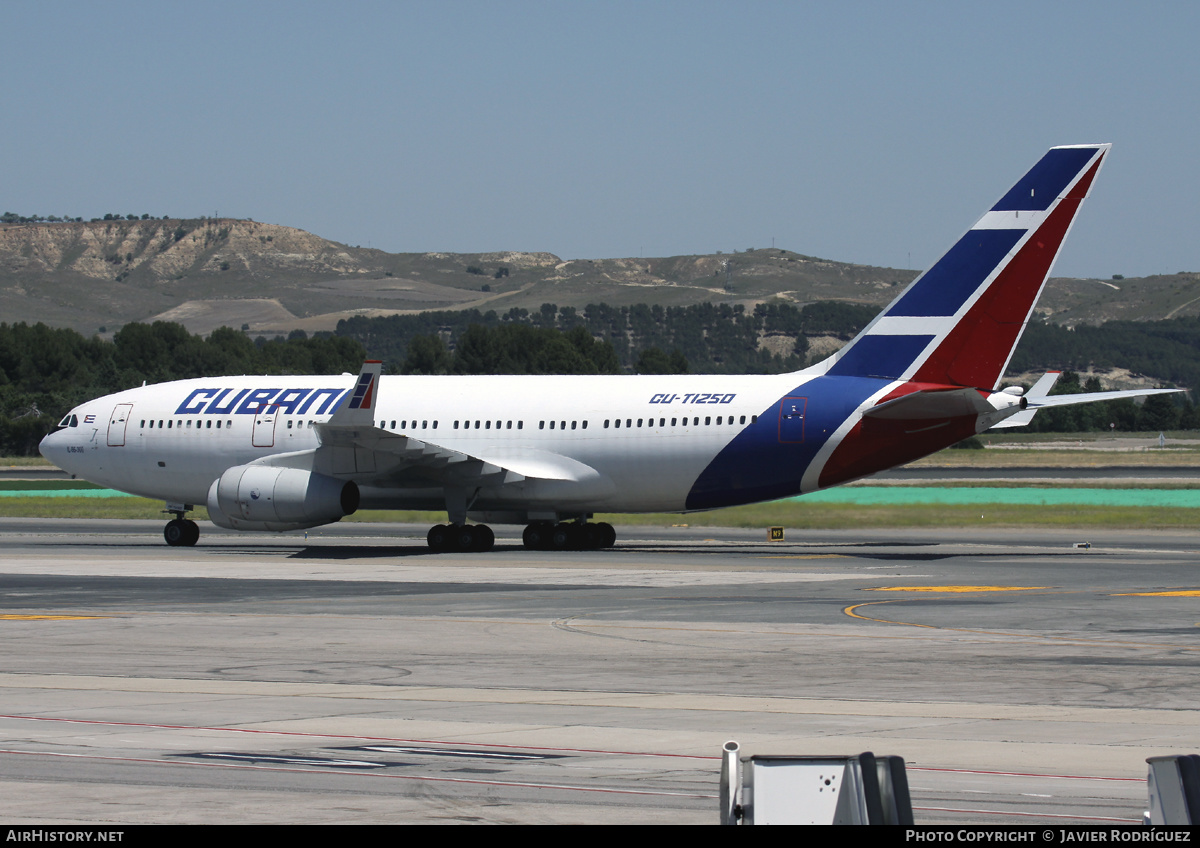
top-left (42, 369), bottom-right (970, 521)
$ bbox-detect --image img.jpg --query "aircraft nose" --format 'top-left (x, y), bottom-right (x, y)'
top-left (39, 428), bottom-right (69, 468)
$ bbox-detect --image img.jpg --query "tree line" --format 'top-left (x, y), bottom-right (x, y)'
top-left (3, 304), bottom-right (1198, 456)
top-left (335, 300), bottom-right (879, 377)
top-left (0, 323), bottom-right (364, 455)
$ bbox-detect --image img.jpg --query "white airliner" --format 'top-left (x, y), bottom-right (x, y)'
top-left (39, 144), bottom-right (1180, 550)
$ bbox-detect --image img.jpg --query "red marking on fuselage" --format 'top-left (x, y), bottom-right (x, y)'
top-left (817, 382), bottom-right (982, 488)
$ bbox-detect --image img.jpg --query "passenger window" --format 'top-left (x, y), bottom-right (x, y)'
top-left (671, 418), bottom-right (677, 426)
top-left (539, 421), bottom-right (545, 429)
top-left (550, 421), bottom-right (555, 429)
top-left (486, 421), bottom-right (491, 429)
top-left (582, 421), bottom-right (587, 429)
top-left (626, 419), bottom-right (632, 428)
top-left (571, 421), bottom-right (576, 430)
top-left (614, 419), bottom-right (620, 429)
top-left (604, 420), bottom-right (610, 428)
top-left (637, 419), bottom-right (643, 427)
top-left (518, 421), bottom-right (523, 429)
top-left (659, 418), bottom-right (665, 427)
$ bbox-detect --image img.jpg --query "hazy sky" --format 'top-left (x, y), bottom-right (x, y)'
top-left (4, 1), bottom-right (1197, 279)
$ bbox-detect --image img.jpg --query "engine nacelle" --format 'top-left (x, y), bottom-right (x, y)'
top-left (207, 465), bottom-right (359, 532)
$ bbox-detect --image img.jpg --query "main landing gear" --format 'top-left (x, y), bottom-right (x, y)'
top-left (427, 523), bottom-right (495, 552)
top-left (423, 521), bottom-right (617, 552)
top-left (522, 521), bottom-right (616, 551)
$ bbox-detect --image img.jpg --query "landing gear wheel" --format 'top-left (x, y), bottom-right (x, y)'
top-left (427, 524), bottom-right (451, 551)
top-left (597, 522), bottom-right (616, 548)
top-left (580, 523), bottom-right (603, 549)
top-left (523, 523), bottom-right (552, 550)
top-left (164, 518), bottom-right (198, 547)
top-left (550, 524), bottom-right (574, 550)
top-left (453, 524), bottom-right (477, 551)
top-left (473, 524), bottom-right (495, 552)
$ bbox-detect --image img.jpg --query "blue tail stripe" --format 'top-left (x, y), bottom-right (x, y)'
top-left (991, 147), bottom-right (1095, 212)
top-left (826, 334), bottom-right (934, 380)
top-left (886, 229), bottom-right (1023, 317)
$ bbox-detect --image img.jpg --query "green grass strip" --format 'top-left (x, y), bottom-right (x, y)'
top-left (0, 480), bottom-right (106, 491)
top-left (796, 486), bottom-right (1200, 507)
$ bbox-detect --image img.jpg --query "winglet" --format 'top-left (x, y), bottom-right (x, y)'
top-left (329, 360), bottom-right (382, 426)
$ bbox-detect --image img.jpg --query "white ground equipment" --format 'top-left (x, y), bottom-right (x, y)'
top-left (1146, 754), bottom-right (1200, 825)
top-left (719, 741), bottom-right (913, 825)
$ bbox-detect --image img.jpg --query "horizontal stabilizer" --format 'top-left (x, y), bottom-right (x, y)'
top-left (862, 387), bottom-right (993, 420)
top-left (989, 373), bottom-right (1183, 429)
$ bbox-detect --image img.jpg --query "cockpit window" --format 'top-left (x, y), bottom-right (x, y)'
top-left (57, 414), bottom-right (79, 428)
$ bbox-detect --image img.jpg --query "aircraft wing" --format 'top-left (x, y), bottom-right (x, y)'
top-left (313, 423), bottom-right (527, 486)
top-left (296, 361), bottom-right (602, 487)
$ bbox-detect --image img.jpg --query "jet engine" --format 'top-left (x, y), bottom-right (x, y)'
top-left (207, 465), bottom-right (359, 532)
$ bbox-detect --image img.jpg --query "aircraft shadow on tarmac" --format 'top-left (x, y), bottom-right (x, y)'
top-left (282, 543), bottom-right (1080, 562)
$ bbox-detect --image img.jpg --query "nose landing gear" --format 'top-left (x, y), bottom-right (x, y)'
top-left (164, 517), bottom-right (199, 546)
top-left (163, 504), bottom-right (199, 546)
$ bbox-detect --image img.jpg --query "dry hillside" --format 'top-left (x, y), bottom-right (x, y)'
top-left (0, 218), bottom-right (1193, 337)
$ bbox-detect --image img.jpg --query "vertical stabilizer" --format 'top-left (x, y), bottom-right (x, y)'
top-left (822, 145), bottom-right (1109, 390)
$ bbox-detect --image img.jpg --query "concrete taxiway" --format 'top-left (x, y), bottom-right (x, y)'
top-left (1, 518), bottom-right (1198, 824)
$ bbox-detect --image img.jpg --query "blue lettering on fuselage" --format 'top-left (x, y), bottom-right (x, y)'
top-left (236, 388), bottom-right (283, 414)
top-left (173, 387), bottom-right (348, 416)
top-left (650, 392), bottom-right (736, 404)
top-left (176, 388), bottom-right (222, 414)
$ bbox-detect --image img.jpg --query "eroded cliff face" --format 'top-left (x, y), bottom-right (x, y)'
top-left (0, 218), bottom-right (364, 282)
top-left (0, 219), bottom-right (568, 334)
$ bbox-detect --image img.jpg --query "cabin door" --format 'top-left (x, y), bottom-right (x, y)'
top-left (252, 405), bottom-right (279, 448)
top-left (107, 403), bottom-right (133, 447)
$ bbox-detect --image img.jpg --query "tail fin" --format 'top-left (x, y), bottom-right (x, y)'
top-left (822, 144), bottom-right (1110, 390)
